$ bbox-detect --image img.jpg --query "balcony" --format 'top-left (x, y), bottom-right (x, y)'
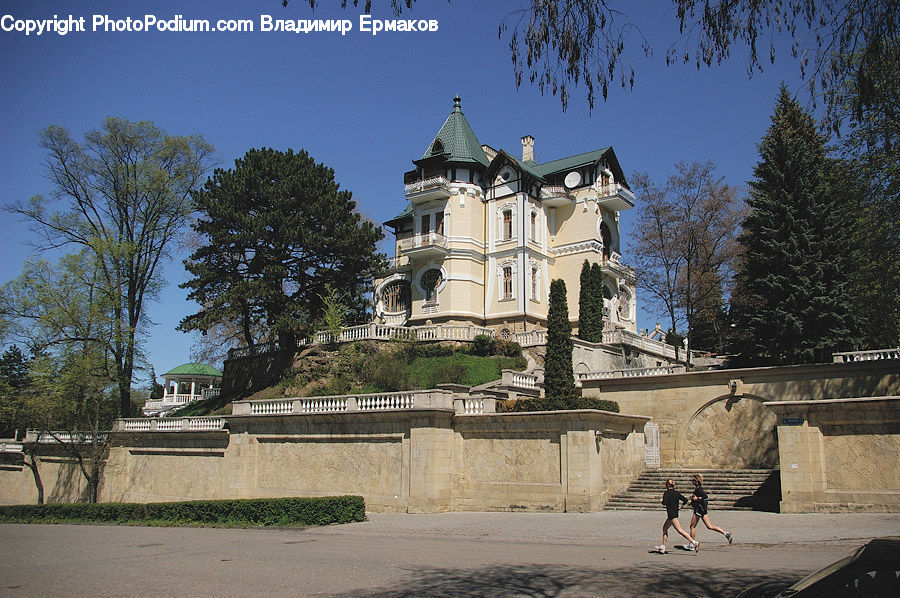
top-left (540, 185), bottom-right (574, 207)
top-left (594, 183), bottom-right (635, 211)
top-left (380, 255), bottom-right (411, 274)
top-left (404, 176), bottom-right (452, 204)
top-left (398, 232), bottom-right (448, 258)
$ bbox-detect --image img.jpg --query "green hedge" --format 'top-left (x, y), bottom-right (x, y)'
top-left (500, 397), bottom-right (620, 413)
top-left (0, 495), bottom-right (365, 527)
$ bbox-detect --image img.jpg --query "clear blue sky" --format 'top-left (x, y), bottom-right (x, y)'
top-left (1, 0), bottom-right (809, 383)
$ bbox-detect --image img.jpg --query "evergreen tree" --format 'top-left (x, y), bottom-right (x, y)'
top-left (578, 260), bottom-right (602, 342)
top-left (689, 281), bottom-right (728, 353)
top-left (544, 279), bottom-right (575, 400)
top-left (590, 263), bottom-right (604, 334)
top-left (179, 148), bottom-right (385, 354)
top-left (0, 346), bottom-right (30, 391)
top-left (732, 87), bottom-right (856, 364)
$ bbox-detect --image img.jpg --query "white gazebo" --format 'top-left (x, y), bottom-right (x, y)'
top-left (142, 363), bottom-right (222, 416)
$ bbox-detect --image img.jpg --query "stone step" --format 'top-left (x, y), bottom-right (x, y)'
top-left (606, 469), bottom-right (781, 512)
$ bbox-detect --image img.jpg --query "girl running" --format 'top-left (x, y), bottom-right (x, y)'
top-left (687, 473), bottom-right (733, 547)
top-left (655, 479), bottom-right (697, 554)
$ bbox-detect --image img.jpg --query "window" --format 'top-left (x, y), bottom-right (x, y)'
top-left (435, 212), bottom-right (444, 235)
top-left (502, 209), bottom-right (513, 241)
top-left (421, 214), bottom-right (431, 235)
top-left (502, 266), bottom-right (513, 300)
top-left (382, 282), bottom-right (410, 313)
top-left (600, 222), bottom-right (612, 258)
top-left (531, 266), bottom-right (539, 301)
top-left (421, 269), bottom-right (442, 304)
top-left (530, 211), bottom-right (538, 242)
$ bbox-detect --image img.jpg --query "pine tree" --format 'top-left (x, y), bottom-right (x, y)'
top-left (545, 279), bottom-right (575, 400)
top-left (578, 260), bottom-right (602, 342)
top-left (732, 87), bottom-right (856, 364)
top-left (180, 148), bottom-right (385, 353)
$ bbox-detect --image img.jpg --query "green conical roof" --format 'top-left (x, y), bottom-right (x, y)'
top-left (163, 363), bottom-right (222, 377)
top-left (420, 97), bottom-right (490, 167)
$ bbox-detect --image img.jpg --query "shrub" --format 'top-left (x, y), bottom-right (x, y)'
top-left (415, 343), bottom-right (455, 359)
top-left (493, 338), bottom-right (523, 357)
top-left (358, 352), bottom-right (407, 391)
top-left (470, 334), bottom-right (495, 357)
top-left (0, 496), bottom-right (366, 527)
top-left (500, 397), bottom-right (620, 413)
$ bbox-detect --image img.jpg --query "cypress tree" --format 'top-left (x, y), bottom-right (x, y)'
top-left (545, 278), bottom-right (576, 400)
top-left (578, 260), bottom-right (602, 342)
top-left (591, 262), bottom-right (604, 334)
top-left (732, 87), bottom-right (855, 364)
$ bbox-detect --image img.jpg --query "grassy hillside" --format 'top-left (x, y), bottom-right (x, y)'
top-left (169, 338), bottom-right (527, 417)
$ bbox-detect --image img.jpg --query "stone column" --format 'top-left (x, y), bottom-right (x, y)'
top-left (562, 423), bottom-right (604, 512)
top-left (407, 411), bottom-right (455, 513)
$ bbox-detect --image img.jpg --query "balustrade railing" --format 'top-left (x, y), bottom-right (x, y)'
top-left (188, 417), bottom-right (228, 431)
top-left (540, 185), bottom-right (569, 199)
top-left (515, 329), bottom-right (546, 347)
top-left (295, 397), bottom-right (349, 413)
top-left (577, 365), bottom-right (686, 383)
top-left (26, 431), bottom-right (107, 443)
top-left (601, 329), bottom-right (678, 360)
top-left (357, 392), bottom-right (416, 410)
top-left (462, 398), bottom-right (484, 414)
top-left (234, 389), bottom-right (461, 416)
top-left (0, 441), bottom-right (23, 453)
top-left (250, 399), bottom-right (294, 415)
top-left (117, 417), bottom-right (226, 432)
top-left (398, 232), bottom-right (448, 252)
top-left (833, 348), bottom-right (900, 363)
top-left (404, 176), bottom-right (451, 195)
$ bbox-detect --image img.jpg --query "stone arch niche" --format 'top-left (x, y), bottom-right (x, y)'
top-left (679, 394), bottom-right (779, 468)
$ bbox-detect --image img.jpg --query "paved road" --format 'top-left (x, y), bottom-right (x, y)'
top-left (1, 510), bottom-right (898, 597)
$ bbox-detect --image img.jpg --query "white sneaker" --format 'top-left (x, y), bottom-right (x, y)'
top-left (725, 531), bottom-right (733, 544)
top-left (693, 541), bottom-right (700, 552)
top-left (655, 545), bottom-right (667, 553)
top-left (682, 543), bottom-right (694, 550)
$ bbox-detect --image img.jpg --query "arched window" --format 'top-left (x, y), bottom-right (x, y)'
top-left (431, 138), bottom-right (444, 154)
top-left (421, 269), bottom-right (442, 304)
top-left (382, 282), bottom-right (410, 313)
top-left (600, 222), bottom-right (613, 258)
top-left (502, 209), bottom-right (513, 241)
top-left (502, 266), bottom-right (513, 300)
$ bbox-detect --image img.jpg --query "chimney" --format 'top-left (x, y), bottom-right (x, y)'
top-left (521, 135), bottom-right (534, 162)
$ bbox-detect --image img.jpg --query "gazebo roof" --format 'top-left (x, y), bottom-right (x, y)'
top-left (162, 363), bottom-right (222, 377)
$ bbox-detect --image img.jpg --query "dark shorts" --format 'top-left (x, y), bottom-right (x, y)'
top-left (692, 502), bottom-right (708, 516)
top-left (666, 508), bottom-right (680, 520)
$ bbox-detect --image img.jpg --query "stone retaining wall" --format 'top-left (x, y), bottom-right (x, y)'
top-left (766, 396), bottom-right (900, 513)
top-left (0, 409), bottom-right (648, 513)
top-left (580, 360), bottom-right (900, 469)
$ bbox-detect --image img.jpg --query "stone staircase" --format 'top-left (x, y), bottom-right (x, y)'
top-left (606, 469), bottom-right (781, 512)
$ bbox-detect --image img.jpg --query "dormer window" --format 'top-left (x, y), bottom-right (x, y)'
top-left (431, 138), bottom-right (444, 154)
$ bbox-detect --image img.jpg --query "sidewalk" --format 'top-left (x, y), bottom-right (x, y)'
top-left (1, 510), bottom-right (898, 597)
top-left (345, 510), bottom-right (900, 546)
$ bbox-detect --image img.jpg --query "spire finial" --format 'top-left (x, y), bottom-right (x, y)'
top-left (453, 96), bottom-right (461, 111)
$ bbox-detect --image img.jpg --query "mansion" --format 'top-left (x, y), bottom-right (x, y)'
top-left (373, 97), bottom-right (638, 338)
